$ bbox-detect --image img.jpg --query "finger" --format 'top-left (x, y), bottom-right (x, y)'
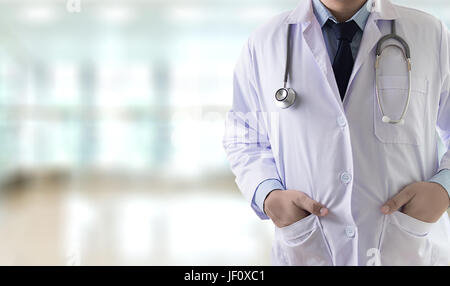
top-left (381, 188), bottom-right (415, 214)
top-left (292, 192), bottom-right (328, 217)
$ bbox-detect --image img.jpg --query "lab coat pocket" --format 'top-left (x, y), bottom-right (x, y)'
top-left (373, 76), bottom-right (428, 145)
top-left (379, 211), bottom-right (434, 265)
top-left (277, 215), bottom-right (332, 266)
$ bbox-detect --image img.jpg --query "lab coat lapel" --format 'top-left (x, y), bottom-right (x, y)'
top-left (302, 21), bottom-right (342, 105)
top-left (346, 0), bottom-right (399, 100)
top-left (347, 13), bottom-right (382, 94)
top-left (287, 0), bottom-right (342, 106)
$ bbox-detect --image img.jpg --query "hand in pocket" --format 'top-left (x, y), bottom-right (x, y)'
top-left (381, 181), bottom-right (450, 223)
top-left (264, 190), bottom-right (329, 228)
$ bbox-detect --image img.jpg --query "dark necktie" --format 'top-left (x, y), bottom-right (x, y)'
top-left (327, 20), bottom-right (359, 100)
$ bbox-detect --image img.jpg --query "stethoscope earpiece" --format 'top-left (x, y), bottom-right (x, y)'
top-left (382, 115), bottom-right (405, 125)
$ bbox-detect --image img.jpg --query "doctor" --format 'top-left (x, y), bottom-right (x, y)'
top-left (223, 0), bottom-right (450, 265)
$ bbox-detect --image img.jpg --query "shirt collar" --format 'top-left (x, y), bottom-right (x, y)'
top-left (312, 0), bottom-right (371, 30)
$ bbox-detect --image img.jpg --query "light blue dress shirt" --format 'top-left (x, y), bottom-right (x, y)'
top-left (253, 0), bottom-right (450, 216)
top-left (312, 0), bottom-right (370, 62)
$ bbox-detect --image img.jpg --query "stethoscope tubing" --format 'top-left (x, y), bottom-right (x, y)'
top-left (374, 20), bottom-right (412, 125)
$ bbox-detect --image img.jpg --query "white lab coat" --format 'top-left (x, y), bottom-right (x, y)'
top-left (223, 0), bottom-right (450, 266)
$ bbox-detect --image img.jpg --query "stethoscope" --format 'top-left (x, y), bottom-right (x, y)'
top-left (275, 20), bottom-right (412, 125)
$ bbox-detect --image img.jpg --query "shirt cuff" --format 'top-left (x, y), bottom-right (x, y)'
top-left (428, 169), bottom-right (450, 199)
top-left (252, 179), bottom-right (285, 216)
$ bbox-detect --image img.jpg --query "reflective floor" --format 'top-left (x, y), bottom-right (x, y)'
top-left (0, 175), bottom-right (274, 266)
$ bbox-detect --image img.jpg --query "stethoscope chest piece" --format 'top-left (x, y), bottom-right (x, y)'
top-left (275, 87), bottom-right (296, 109)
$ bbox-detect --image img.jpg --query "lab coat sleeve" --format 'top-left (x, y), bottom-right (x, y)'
top-left (436, 22), bottom-right (450, 173)
top-left (223, 38), bottom-right (283, 220)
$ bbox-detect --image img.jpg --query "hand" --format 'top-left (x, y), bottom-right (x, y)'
top-left (263, 189), bottom-right (329, 228)
top-left (381, 181), bottom-right (450, 223)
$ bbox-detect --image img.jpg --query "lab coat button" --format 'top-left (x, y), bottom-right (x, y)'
top-left (337, 116), bottom-right (347, 127)
top-left (340, 172), bottom-right (352, 184)
top-left (345, 226), bottom-right (356, 238)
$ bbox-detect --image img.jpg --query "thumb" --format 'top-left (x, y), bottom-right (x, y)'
top-left (292, 191), bottom-right (328, 217)
top-left (381, 188), bottom-right (415, 214)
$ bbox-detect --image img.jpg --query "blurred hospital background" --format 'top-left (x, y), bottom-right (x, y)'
top-left (0, 0), bottom-right (448, 265)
